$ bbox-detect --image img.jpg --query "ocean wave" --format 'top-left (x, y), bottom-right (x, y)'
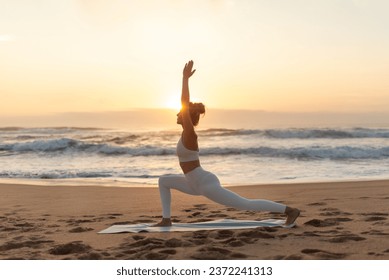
top-left (2, 137), bottom-right (389, 160)
top-left (0, 170), bottom-right (159, 180)
top-left (4, 138), bottom-right (81, 152)
top-left (0, 126), bottom-right (104, 131)
top-left (199, 128), bottom-right (258, 137)
top-left (198, 128), bottom-right (389, 139)
top-left (201, 146), bottom-right (389, 160)
top-left (106, 135), bottom-right (140, 144)
top-left (262, 128), bottom-right (389, 139)
top-left (3, 127), bottom-right (389, 140)
top-left (0, 137), bottom-right (175, 156)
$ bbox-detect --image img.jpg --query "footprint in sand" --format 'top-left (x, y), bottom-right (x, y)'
top-left (307, 202), bottom-right (327, 206)
top-left (193, 204), bottom-right (208, 210)
top-left (229, 252), bottom-right (248, 259)
top-left (103, 213), bottom-right (124, 220)
top-left (12, 235), bottom-right (24, 241)
top-left (327, 217), bottom-right (353, 222)
top-left (165, 238), bottom-right (183, 248)
top-left (121, 238), bottom-right (165, 253)
top-left (359, 212), bottom-right (388, 222)
top-left (304, 217), bottom-right (352, 227)
top-left (111, 238), bottom-right (169, 260)
top-left (65, 218), bottom-right (98, 226)
top-left (365, 216), bottom-right (387, 222)
top-left (237, 229), bottom-right (275, 239)
top-left (304, 219), bottom-right (338, 227)
top-left (189, 212), bottom-right (202, 217)
top-left (189, 231), bottom-right (210, 245)
top-left (47, 224), bottom-right (61, 228)
top-left (327, 234), bottom-right (366, 243)
top-left (132, 235), bottom-right (146, 241)
top-left (133, 219), bottom-right (156, 223)
top-left (14, 222), bottom-right (35, 228)
top-left (159, 249), bottom-right (177, 255)
top-left (362, 212), bottom-right (388, 216)
top-left (0, 239), bottom-right (54, 252)
top-left (68, 226), bottom-right (94, 233)
top-left (206, 213), bottom-right (229, 218)
top-left (212, 230), bottom-right (235, 239)
top-left (1, 226), bottom-right (18, 232)
top-left (319, 208), bottom-right (353, 216)
top-left (300, 231), bottom-right (321, 237)
top-left (361, 230), bottom-right (389, 236)
top-left (195, 246), bottom-right (248, 259)
top-left (49, 241), bottom-right (92, 256)
top-left (301, 248), bottom-right (347, 260)
top-left (299, 229), bottom-right (343, 238)
top-left (219, 237), bottom-right (245, 247)
top-left (230, 229), bottom-right (276, 245)
top-left (143, 252), bottom-right (169, 260)
top-left (77, 252), bottom-right (102, 260)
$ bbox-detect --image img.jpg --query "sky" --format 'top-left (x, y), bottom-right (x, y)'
top-left (1, 0), bottom-right (389, 125)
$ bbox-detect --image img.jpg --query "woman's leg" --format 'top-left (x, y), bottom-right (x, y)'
top-left (158, 174), bottom-right (199, 218)
top-left (197, 172), bottom-right (300, 224)
top-left (199, 173), bottom-right (286, 213)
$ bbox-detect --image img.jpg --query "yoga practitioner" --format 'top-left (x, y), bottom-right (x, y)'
top-left (154, 60), bottom-right (300, 227)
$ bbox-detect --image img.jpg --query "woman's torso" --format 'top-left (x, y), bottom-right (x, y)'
top-left (177, 136), bottom-right (200, 174)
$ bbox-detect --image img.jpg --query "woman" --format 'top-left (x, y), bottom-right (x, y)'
top-left (154, 60), bottom-right (300, 227)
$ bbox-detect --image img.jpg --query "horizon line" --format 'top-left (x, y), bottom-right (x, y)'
top-left (3, 108), bottom-right (389, 117)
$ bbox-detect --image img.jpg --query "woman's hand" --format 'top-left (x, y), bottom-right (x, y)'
top-left (183, 60), bottom-right (196, 79)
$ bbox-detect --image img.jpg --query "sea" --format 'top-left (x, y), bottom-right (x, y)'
top-left (1, 125), bottom-right (389, 186)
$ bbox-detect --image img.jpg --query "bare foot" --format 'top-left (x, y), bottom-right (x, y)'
top-left (152, 218), bottom-right (172, 227)
top-left (285, 207), bottom-right (300, 225)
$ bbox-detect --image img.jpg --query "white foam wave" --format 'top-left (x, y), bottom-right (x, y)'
top-left (198, 128), bottom-right (389, 139)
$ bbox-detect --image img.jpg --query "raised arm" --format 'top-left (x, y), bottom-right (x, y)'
top-left (180, 60), bottom-right (198, 148)
top-left (181, 60), bottom-right (196, 106)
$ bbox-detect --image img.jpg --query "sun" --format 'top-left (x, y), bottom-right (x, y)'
top-left (163, 94), bottom-right (182, 111)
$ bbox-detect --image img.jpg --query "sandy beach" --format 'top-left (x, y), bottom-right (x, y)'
top-left (0, 180), bottom-right (388, 260)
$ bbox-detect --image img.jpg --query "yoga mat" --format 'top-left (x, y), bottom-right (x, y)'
top-left (98, 218), bottom-right (294, 234)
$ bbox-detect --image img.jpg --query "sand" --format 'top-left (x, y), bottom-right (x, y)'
top-left (0, 180), bottom-right (388, 260)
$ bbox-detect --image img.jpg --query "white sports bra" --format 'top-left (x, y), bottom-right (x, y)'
top-left (176, 137), bottom-right (199, 163)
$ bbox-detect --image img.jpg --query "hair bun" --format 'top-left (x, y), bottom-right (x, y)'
top-left (190, 102), bottom-right (205, 114)
top-left (188, 102), bottom-right (205, 126)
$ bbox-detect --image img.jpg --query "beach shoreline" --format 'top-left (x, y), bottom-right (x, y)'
top-left (2, 176), bottom-right (389, 188)
top-left (1, 179), bottom-right (388, 260)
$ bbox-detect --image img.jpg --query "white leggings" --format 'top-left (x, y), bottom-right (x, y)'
top-left (158, 167), bottom-right (286, 218)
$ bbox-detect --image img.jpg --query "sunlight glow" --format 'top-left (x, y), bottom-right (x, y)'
top-left (0, 34), bottom-right (13, 42)
top-left (1, 1), bottom-right (389, 117)
top-left (163, 94), bottom-right (182, 111)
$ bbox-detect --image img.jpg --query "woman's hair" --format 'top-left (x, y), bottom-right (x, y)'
top-left (189, 102), bottom-right (206, 126)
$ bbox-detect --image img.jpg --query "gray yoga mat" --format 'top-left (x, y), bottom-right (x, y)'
top-left (98, 218), bottom-right (294, 233)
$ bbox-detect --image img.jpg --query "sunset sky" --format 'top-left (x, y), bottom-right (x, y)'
top-left (1, 0), bottom-right (389, 120)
